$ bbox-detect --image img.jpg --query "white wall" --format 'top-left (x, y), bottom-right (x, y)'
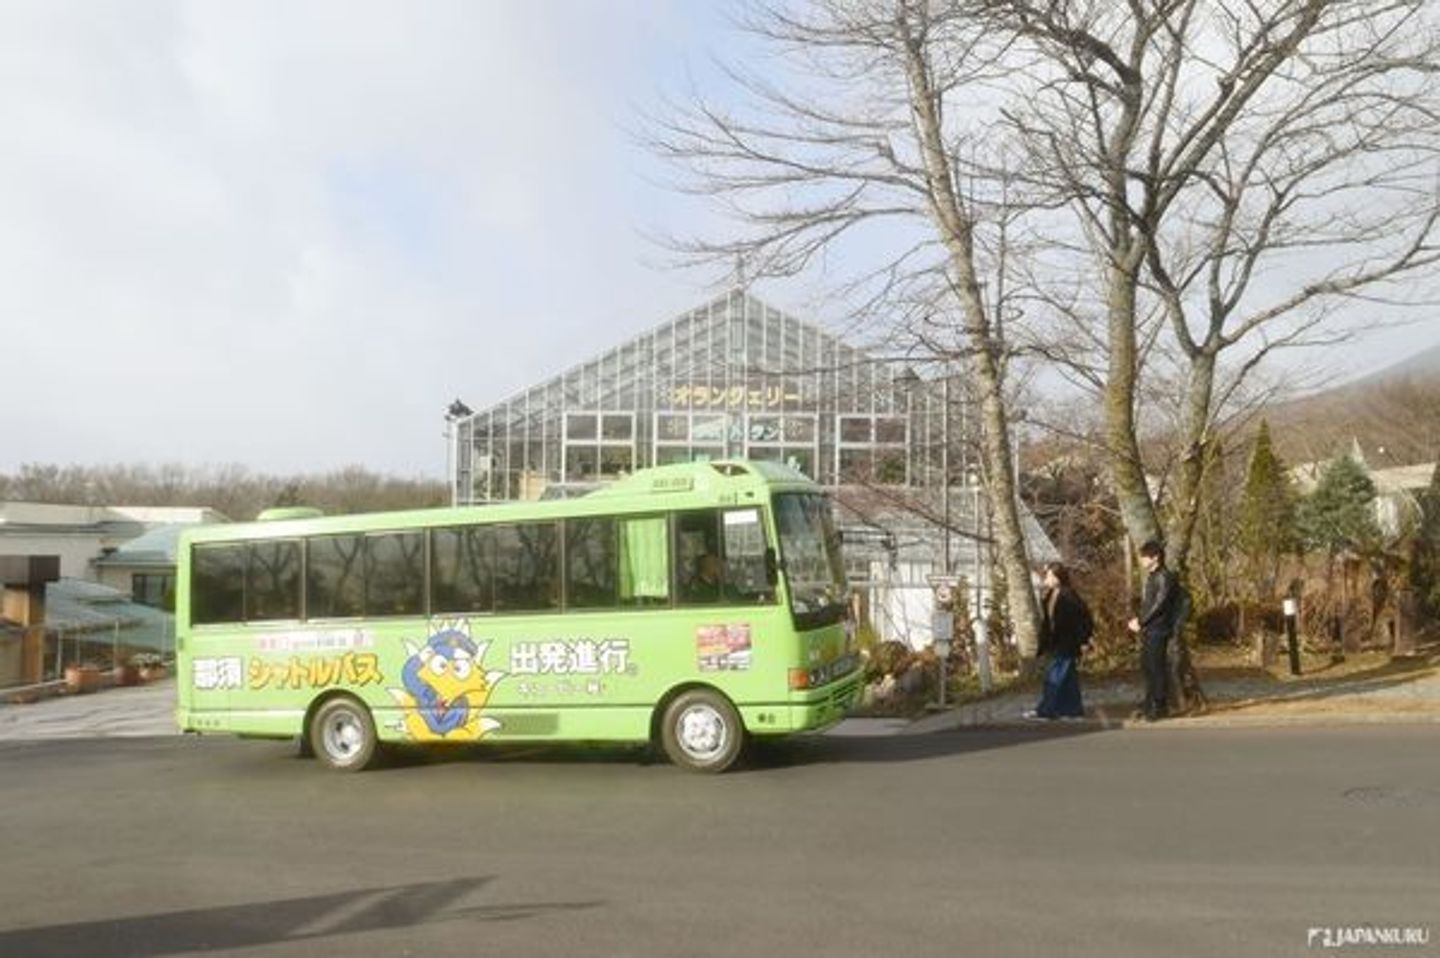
top-left (0, 533), bottom-right (101, 579)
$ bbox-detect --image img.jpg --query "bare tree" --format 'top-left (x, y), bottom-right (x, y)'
top-left (648, 0), bottom-right (1048, 657)
top-left (985, 0), bottom-right (1440, 570)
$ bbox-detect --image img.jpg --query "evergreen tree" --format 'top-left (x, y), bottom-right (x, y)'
top-left (1298, 453), bottom-right (1380, 558)
top-left (1191, 437), bottom-right (1234, 606)
top-left (1410, 460), bottom-right (1440, 619)
top-left (1238, 420), bottom-right (1298, 598)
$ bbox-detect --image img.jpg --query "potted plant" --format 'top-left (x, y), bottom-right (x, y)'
top-left (112, 659), bottom-right (140, 687)
top-left (64, 662), bottom-right (103, 694)
top-left (132, 653), bottom-right (169, 683)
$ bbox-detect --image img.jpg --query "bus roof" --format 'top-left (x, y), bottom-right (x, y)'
top-left (181, 460), bottom-right (822, 546)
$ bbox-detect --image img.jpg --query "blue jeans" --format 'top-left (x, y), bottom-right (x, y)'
top-left (1035, 654), bottom-right (1083, 718)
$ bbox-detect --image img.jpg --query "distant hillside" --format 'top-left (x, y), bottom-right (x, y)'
top-left (1350, 339), bottom-right (1440, 388)
top-left (1256, 342), bottom-right (1440, 467)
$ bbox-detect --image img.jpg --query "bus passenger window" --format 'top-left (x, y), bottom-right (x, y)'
top-left (675, 511), bottom-right (723, 605)
top-left (192, 544), bottom-right (246, 624)
top-left (566, 517), bottom-right (618, 609)
top-left (247, 540), bottom-right (301, 621)
top-left (619, 516), bottom-right (669, 607)
top-left (307, 535), bottom-right (365, 619)
top-left (495, 522), bottom-right (559, 612)
top-left (432, 526), bottom-right (494, 614)
top-left (366, 532), bottom-right (425, 617)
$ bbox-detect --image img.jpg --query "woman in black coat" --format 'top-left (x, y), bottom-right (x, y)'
top-left (1024, 562), bottom-right (1093, 720)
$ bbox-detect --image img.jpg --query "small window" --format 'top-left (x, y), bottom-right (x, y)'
top-left (785, 449), bottom-right (815, 478)
top-left (722, 508), bottom-right (773, 604)
top-left (601, 414), bottom-right (633, 441)
top-left (566, 518), bottom-right (617, 609)
top-left (783, 417), bottom-right (815, 443)
top-left (600, 446), bottom-right (633, 476)
top-left (675, 511), bottom-right (723, 606)
top-left (840, 417), bottom-right (872, 443)
top-left (566, 413), bottom-right (598, 440)
top-left (875, 416), bottom-right (907, 444)
top-left (366, 532), bottom-right (425, 617)
top-left (192, 544), bottom-right (246, 625)
top-left (432, 526), bottom-right (494, 614)
top-left (495, 522), bottom-right (559, 612)
top-left (748, 416), bottom-right (780, 442)
top-left (566, 446), bottom-right (599, 482)
top-left (247, 540), bottom-right (301, 621)
top-left (674, 509), bottom-right (772, 606)
top-left (691, 415), bottom-right (726, 443)
top-left (875, 448), bottom-right (907, 485)
top-left (619, 516), bottom-right (669, 607)
top-left (132, 573), bottom-right (174, 611)
top-left (839, 448), bottom-right (870, 483)
top-left (307, 535), bottom-right (365, 618)
top-left (657, 414), bottom-right (689, 441)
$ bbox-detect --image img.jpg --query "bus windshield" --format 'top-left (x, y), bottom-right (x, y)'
top-left (773, 492), bottom-right (847, 629)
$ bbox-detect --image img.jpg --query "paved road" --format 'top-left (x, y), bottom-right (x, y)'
top-left (1, 726), bottom-right (1436, 957)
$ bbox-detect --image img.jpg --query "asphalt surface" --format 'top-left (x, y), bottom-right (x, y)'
top-left (0, 725), bottom-right (1436, 957)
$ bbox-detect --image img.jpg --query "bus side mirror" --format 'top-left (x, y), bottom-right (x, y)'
top-left (764, 548), bottom-right (779, 586)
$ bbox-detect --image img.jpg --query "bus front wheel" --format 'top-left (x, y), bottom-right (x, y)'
top-left (660, 689), bottom-right (744, 773)
top-left (309, 697), bottom-right (379, 772)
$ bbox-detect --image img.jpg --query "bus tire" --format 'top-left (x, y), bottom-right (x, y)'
top-left (660, 688), bottom-right (744, 773)
top-left (308, 696), bottom-right (379, 772)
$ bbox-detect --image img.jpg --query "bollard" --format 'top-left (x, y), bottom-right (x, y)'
top-left (975, 616), bottom-right (993, 693)
top-left (1284, 598), bottom-right (1301, 676)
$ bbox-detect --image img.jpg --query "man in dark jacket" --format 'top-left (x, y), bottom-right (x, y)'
top-left (1126, 540), bottom-right (1180, 721)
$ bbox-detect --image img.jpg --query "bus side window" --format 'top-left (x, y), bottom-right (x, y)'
top-left (675, 510), bottom-right (723, 605)
top-left (307, 535), bottom-right (365, 619)
top-left (495, 522), bottom-right (559, 612)
top-left (193, 543), bottom-right (246, 625)
top-left (366, 532), bottom-right (425, 617)
top-left (722, 508), bottom-right (773, 605)
top-left (619, 516), bottom-right (669, 608)
top-left (247, 540), bottom-right (301, 621)
top-left (566, 517), bottom-right (618, 609)
top-left (432, 526), bottom-right (494, 614)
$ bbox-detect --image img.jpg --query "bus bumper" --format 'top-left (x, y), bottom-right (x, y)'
top-left (749, 671), bottom-right (864, 735)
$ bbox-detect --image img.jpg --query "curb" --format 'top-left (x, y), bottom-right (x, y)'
top-left (912, 710), bottom-right (1440, 733)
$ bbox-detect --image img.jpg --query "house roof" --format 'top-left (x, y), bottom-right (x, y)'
top-left (831, 484), bottom-right (1061, 566)
top-left (94, 524), bottom-right (187, 568)
top-left (23, 578), bottom-right (174, 652)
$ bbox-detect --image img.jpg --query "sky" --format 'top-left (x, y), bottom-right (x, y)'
top-left (2, 1), bottom-right (1437, 480)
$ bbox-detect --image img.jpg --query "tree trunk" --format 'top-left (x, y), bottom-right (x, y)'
top-left (900, 5), bottom-right (1042, 659)
top-left (1104, 257), bottom-right (1162, 552)
top-left (1166, 349), bottom-right (1217, 574)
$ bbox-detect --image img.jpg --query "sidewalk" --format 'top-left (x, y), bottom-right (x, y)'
top-left (0, 680), bottom-right (178, 741)
top-left (906, 653), bottom-right (1440, 734)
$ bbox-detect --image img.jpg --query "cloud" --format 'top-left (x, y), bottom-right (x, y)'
top-left (0, 0), bottom-right (723, 477)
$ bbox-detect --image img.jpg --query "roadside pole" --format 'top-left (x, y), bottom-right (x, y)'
top-left (1284, 597), bottom-right (1302, 676)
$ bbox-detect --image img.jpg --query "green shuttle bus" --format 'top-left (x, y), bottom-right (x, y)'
top-left (176, 460), bottom-right (861, 772)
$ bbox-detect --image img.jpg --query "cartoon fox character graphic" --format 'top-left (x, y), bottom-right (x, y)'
top-left (386, 622), bottom-right (505, 741)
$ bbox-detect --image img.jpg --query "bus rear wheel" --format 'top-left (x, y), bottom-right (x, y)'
top-left (309, 697), bottom-right (379, 772)
top-left (660, 689), bottom-right (744, 773)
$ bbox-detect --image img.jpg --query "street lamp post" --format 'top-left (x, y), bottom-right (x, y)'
top-left (444, 399), bottom-right (473, 507)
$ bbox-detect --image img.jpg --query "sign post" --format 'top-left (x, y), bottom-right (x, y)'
top-left (928, 576), bottom-right (958, 709)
